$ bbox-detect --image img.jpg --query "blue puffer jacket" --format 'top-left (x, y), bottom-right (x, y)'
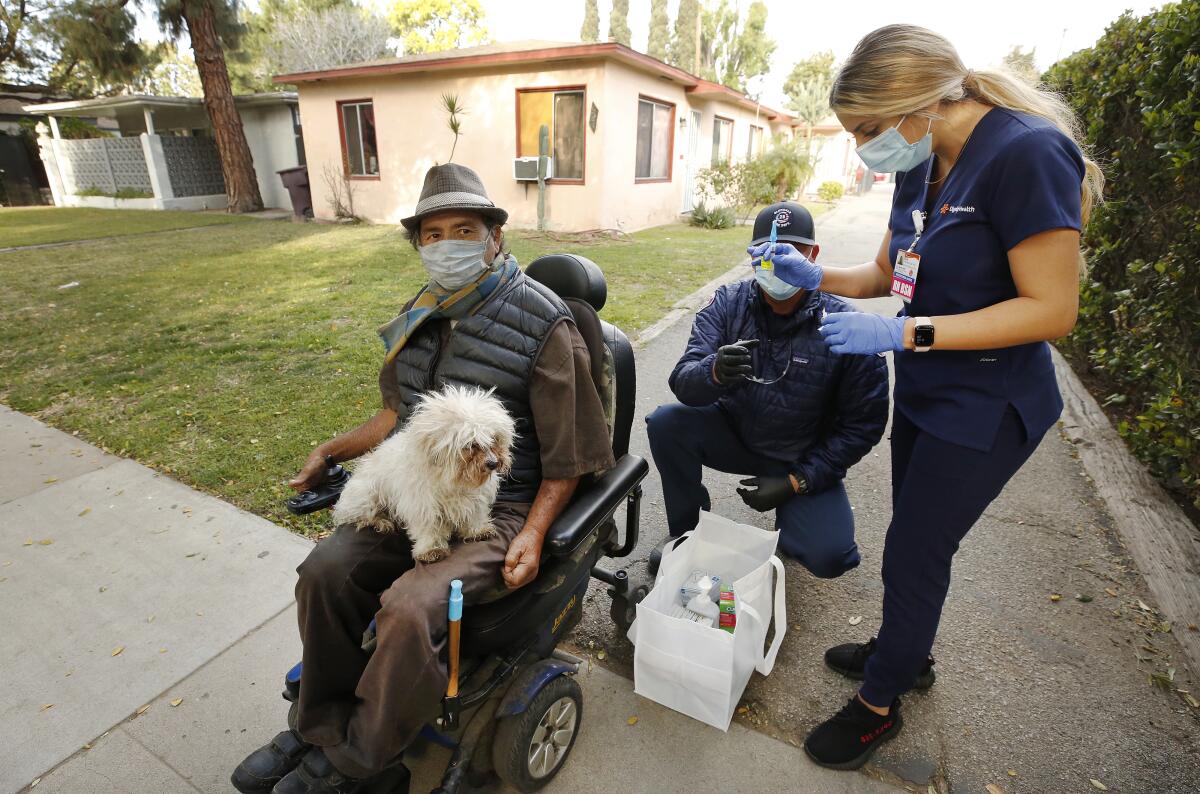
top-left (668, 278), bottom-right (889, 493)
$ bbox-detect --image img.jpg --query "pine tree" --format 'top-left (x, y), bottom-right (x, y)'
top-left (647, 0), bottom-right (669, 61)
top-left (580, 0), bottom-right (599, 43)
top-left (669, 0), bottom-right (699, 73)
top-left (608, 0), bottom-right (630, 46)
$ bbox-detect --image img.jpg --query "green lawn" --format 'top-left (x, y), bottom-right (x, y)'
top-left (0, 207), bottom-right (251, 248)
top-left (0, 217), bottom-right (753, 534)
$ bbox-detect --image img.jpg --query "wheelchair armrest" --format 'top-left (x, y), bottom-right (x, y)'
top-left (544, 454), bottom-right (649, 557)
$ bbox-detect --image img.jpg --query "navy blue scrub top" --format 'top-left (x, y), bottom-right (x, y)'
top-left (888, 107), bottom-right (1085, 452)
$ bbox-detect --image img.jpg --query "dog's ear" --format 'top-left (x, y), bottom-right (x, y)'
top-left (414, 425), bottom-right (454, 469)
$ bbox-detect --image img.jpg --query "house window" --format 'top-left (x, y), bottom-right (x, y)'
top-left (635, 96), bottom-right (674, 181)
top-left (747, 124), bottom-right (763, 160)
top-left (712, 116), bottom-right (733, 164)
top-left (516, 87), bottom-right (585, 181)
top-left (291, 105), bottom-right (305, 167)
top-left (338, 100), bottom-right (378, 177)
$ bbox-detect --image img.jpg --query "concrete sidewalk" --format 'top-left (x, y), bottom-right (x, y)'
top-left (0, 404), bottom-right (891, 794)
top-left (573, 186), bottom-right (1200, 793)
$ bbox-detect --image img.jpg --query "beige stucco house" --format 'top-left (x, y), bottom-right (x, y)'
top-left (276, 40), bottom-right (803, 232)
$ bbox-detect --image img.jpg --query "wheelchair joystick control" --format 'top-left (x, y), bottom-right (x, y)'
top-left (284, 456), bottom-right (351, 516)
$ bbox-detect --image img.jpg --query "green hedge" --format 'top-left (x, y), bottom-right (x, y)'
top-left (1046, 0), bottom-right (1200, 509)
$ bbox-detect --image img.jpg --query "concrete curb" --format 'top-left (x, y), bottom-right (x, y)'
top-left (631, 259), bottom-right (750, 349)
top-left (1054, 347), bottom-right (1200, 678)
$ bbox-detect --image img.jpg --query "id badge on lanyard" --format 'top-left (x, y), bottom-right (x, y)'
top-left (891, 209), bottom-right (923, 303)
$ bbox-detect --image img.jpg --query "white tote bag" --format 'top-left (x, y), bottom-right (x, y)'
top-left (628, 511), bottom-right (787, 731)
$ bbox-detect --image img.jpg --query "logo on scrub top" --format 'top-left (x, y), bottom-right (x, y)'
top-left (773, 208), bottom-right (792, 226)
top-left (940, 204), bottom-right (976, 215)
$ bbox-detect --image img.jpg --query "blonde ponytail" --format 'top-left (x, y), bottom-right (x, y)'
top-left (831, 25), bottom-right (1104, 224)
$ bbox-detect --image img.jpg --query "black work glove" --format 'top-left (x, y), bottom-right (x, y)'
top-left (713, 339), bottom-right (759, 384)
top-left (737, 476), bottom-right (798, 512)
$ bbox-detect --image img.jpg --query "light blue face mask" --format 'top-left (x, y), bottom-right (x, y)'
top-left (754, 266), bottom-right (802, 301)
top-left (418, 238), bottom-right (497, 291)
top-left (856, 115), bottom-right (933, 174)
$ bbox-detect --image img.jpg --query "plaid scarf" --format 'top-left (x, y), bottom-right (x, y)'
top-left (379, 256), bottom-right (519, 365)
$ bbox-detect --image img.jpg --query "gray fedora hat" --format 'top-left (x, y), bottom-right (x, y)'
top-left (400, 163), bottom-right (508, 233)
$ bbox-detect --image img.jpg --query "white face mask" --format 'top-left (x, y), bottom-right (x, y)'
top-left (418, 238), bottom-right (495, 290)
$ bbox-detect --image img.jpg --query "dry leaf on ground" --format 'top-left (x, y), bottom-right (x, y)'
top-left (170, 698), bottom-right (183, 707)
top-left (111, 646), bottom-right (124, 657)
top-left (40, 704), bottom-right (53, 712)
top-left (1090, 780), bottom-right (1108, 791)
top-left (37, 539), bottom-right (53, 545)
top-left (626, 716), bottom-right (638, 726)
top-left (849, 615), bottom-right (863, 626)
top-left (135, 704), bottom-right (150, 716)
top-left (985, 784), bottom-right (1005, 794)
top-left (1049, 593), bottom-right (1062, 602)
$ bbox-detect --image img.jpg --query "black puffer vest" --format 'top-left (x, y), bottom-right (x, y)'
top-left (385, 269), bottom-right (572, 503)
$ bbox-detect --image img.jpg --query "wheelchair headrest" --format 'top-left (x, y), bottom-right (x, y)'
top-left (526, 254), bottom-right (607, 312)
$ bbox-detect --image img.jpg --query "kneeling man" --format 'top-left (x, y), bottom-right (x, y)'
top-left (234, 164), bottom-right (613, 793)
top-left (647, 203), bottom-right (887, 578)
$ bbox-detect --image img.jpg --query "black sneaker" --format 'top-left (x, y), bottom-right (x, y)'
top-left (647, 534), bottom-right (688, 577)
top-left (231, 730), bottom-right (311, 793)
top-left (273, 748), bottom-right (371, 794)
top-left (805, 696), bottom-right (902, 770)
top-left (824, 637), bottom-right (936, 689)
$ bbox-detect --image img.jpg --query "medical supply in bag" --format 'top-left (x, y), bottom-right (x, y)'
top-left (628, 512), bottom-right (787, 731)
top-left (718, 583), bottom-right (737, 634)
top-left (669, 600), bottom-right (717, 628)
top-left (679, 570), bottom-right (722, 604)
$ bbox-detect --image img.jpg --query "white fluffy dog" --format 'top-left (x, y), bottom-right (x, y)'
top-left (332, 385), bottom-right (515, 563)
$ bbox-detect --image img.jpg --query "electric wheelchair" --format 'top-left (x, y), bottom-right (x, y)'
top-left (277, 254), bottom-right (651, 793)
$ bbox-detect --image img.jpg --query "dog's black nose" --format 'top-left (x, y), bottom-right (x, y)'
top-left (486, 459), bottom-right (499, 470)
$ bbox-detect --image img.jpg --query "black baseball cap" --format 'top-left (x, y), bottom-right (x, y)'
top-left (751, 201), bottom-right (816, 247)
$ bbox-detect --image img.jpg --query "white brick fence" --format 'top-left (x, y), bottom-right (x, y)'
top-left (37, 127), bottom-right (228, 211)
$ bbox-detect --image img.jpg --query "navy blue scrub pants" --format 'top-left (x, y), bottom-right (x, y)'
top-left (646, 403), bottom-right (861, 579)
top-left (860, 406), bottom-right (1044, 706)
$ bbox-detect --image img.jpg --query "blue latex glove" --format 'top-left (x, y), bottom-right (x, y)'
top-left (819, 311), bottom-right (906, 355)
top-left (746, 242), bottom-right (823, 291)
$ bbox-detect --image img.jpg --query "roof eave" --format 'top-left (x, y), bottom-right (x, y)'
top-left (274, 42), bottom-right (698, 87)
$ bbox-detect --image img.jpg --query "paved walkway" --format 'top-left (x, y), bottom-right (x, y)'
top-left (0, 350), bottom-right (891, 790)
top-left (572, 186), bottom-right (1200, 793)
top-left (4, 189), bottom-right (1198, 794)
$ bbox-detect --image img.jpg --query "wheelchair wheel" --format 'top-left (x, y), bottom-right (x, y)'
top-left (492, 675), bottom-right (582, 792)
top-left (609, 581), bottom-right (649, 635)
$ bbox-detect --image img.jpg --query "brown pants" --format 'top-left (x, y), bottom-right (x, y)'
top-left (293, 502), bottom-right (529, 778)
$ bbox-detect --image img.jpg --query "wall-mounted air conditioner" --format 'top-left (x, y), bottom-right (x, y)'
top-left (514, 156), bottom-right (553, 181)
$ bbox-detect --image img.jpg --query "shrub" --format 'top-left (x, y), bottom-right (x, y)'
top-left (696, 139), bottom-right (817, 221)
top-left (1045, 0), bottom-right (1200, 510)
top-left (689, 200), bottom-right (735, 230)
top-left (818, 181), bottom-right (844, 202)
top-left (761, 137), bottom-right (816, 201)
top-left (75, 186), bottom-right (155, 199)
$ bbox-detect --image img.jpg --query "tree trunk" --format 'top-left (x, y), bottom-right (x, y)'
top-left (186, 2), bottom-right (262, 213)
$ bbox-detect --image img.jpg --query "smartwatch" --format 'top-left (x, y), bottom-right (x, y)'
top-left (913, 317), bottom-right (935, 352)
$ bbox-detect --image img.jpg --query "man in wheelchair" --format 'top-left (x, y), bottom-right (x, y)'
top-left (233, 164), bottom-right (614, 794)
